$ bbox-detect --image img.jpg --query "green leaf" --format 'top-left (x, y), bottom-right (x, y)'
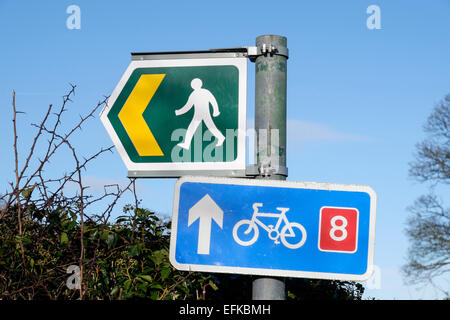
top-left (138, 282), bottom-right (148, 292)
top-left (106, 233), bottom-right (118, 249)
top-left (150, 283), bottom-right (163, 290)
top-left (60, 232), bottom-right (69, 246)
top-left (22, 235), bottom-right (31, 245)
top-left (150, 249), bottom-right (166, 266)
top-left (160, 267), bottom-right (170, 280)
top-left (101, 230), bottom-right (109, 241)
top-left (116, 216), bottom-right (129, 224)
top-left (150, 290), bottom-right (159, 300)
top-left (128, 244), bottom-right (141, 257)
top-left (111, 286), bottom-right (119, 297)
top-left (139, 275), bottom-right (153, 283)
top-left (209, 279), bottom-right (218, 291)
top-left (89, 229), bottom-right (99, 240)
top-left (21, 185), bottom-right (35, 198)
top-left (124, 279), bottom-right (132, 291)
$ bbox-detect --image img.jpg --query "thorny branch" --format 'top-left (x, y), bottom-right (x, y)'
top-left (0, 86), bottom-right (137, 299)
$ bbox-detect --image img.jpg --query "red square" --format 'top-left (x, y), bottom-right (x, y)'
top-left (318, 207), bottom-right (359, 253)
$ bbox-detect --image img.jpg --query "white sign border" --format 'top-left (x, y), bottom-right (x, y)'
top-left (170, 176), bottom-right (377, 281)
top-left (100, 57), bottom-right (247, 173)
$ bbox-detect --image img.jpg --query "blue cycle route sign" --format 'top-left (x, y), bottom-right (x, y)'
top-left (169, 176), bottom-right (377, 281)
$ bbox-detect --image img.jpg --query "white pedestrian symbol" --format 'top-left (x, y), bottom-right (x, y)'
top-left (175, 78), bottom-right (225, 150)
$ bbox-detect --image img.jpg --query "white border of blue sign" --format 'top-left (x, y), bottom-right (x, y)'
top-left (170, 176), bottom-right (377, 281)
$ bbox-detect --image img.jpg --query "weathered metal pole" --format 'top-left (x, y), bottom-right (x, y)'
top-left (252, 34), bottom-right (288, 300)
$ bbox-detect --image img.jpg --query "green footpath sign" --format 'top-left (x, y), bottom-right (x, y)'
top-left (100, 52), bottom-right (247, 177)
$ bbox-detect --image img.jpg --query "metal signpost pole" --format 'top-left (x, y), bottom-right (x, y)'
top-left (103, 37), bottom-right (378, 303)
top-left (252, 34), bottom-right (288, 300)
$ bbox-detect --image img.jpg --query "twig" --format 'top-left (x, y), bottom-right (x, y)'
top-left (12, 90), bottom-right (26, 270)
top-left (159, 272), bottom-right (194, 300)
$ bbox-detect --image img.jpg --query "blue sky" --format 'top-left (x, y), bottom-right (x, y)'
top-left (1, 0), bottom-right (449, 299)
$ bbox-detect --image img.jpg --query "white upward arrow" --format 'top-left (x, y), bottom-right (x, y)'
top-left (188, 194), bottom-right (223, 255)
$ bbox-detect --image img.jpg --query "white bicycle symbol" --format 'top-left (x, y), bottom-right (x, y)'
top-left (232, 203), bottom-right (307, 249)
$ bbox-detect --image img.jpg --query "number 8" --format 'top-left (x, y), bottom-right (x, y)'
top-left (329, 215), bottom-right (348, 241)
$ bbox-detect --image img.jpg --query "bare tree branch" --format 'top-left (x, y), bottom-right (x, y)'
top-left (405, 94), bottom-right (450, 295)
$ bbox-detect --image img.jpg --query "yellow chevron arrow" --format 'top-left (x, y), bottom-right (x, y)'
top-left (118, 74), bottom-right (165, 156)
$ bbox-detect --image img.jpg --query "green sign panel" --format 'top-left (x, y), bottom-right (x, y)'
top-left (100, 55), bottom-right (247, 177)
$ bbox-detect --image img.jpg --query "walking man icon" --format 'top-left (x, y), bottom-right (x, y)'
top-left (175, 78), bottom-right (225, 150)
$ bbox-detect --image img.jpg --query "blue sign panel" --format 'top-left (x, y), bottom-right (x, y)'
top-left (169, 176), bottom-right (376, 281)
